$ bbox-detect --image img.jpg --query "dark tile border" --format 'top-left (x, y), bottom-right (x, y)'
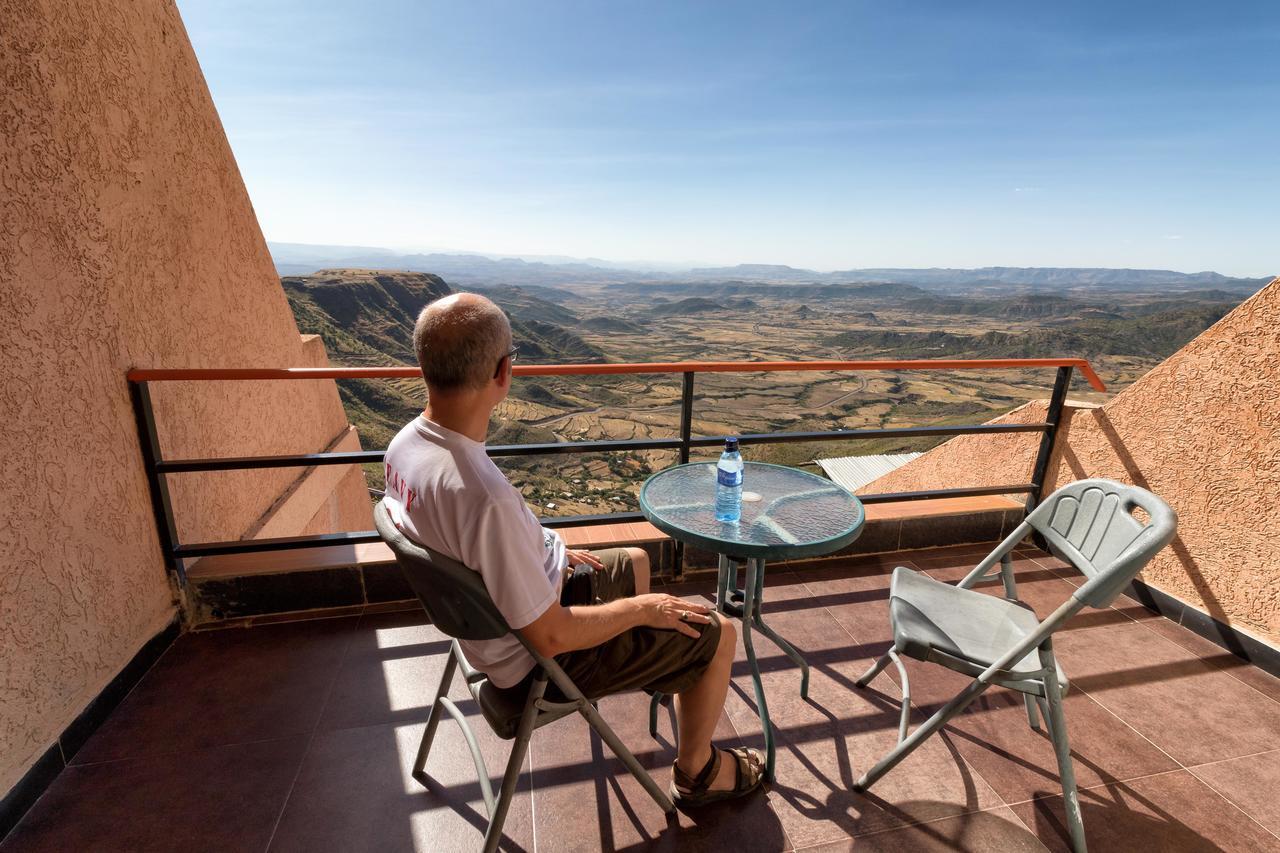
top-left (1126, 579), bottom-right (1280, 679)
top-left (0, 616), bottom-right (179, 843)
top-left (188, 562), bottom-right (421, 627)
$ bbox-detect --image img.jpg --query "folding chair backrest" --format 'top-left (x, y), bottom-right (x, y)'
top-left (374, 499), bottom-right (510, 641)
top-left (1025, 478), bottom-right (1177, 609)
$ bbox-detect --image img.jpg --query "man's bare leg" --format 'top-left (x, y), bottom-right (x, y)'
top-left (674, 615), bottom-right (748, 791)
top-left (625, 547), bottom-right (651, 594)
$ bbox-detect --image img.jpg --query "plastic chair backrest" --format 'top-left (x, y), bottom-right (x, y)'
top-left (1025, 479), bottom-right (1177, 609)
top-left (373, 499), bottom-right (511, 641)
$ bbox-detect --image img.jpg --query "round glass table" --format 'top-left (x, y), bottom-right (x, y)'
top-left (640, 461), bottom-right (865, 779)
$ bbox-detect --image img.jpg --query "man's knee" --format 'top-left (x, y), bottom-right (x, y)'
top-left (712, 612), bottom-right (736, 656)
top-left (624, 546), bottom-right (649, 573)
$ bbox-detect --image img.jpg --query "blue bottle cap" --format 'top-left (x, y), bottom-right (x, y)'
top-left (725, 437), bottom-right (739, 452)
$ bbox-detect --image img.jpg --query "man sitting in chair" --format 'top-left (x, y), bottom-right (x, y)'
top-left (383, 292), bottom-right (764, 808)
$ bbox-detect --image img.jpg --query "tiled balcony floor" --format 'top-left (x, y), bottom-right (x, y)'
top-left (5, 544), bottom-right (1280, 852)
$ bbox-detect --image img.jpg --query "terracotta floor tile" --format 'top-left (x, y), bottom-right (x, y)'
top-left (73, 617), bottom-right (357, 764)
top-left (797, 806), bottom-right (1047, 852)
top-left (1188, 749), bottom-right (1280, 838)
top-left (317, 610), bottom-right (456, 732)
top-left (269, 720), bottom-right (534, 853)
top-left (1010, 769), bottom-right (1280, 853)
top-left (719, 603), bottom-right (1006, 849)
top-left (1, 738), bottom-right (306, 853)
top-left (530, 691), bottom-right (786, 852)
top-left (934, 688), bottom-right (1178, 806)
top-left (19, 546), bottom-right (1280, 853)
top-left (1139, 616), bottom-right (1280, 703)
top-left (1052, 622), bottom-right (1280, 767)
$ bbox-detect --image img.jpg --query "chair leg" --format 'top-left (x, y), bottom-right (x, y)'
top-left (648, 691), bottom-right (662, 738)
top-left (856, 651), bottom-right (893, 688)
top-left (482, 677), bottom-right (547, 853)
top-left (581, 695), bottom-right (675, 813)
top-left (413, 647), bottom-right (459, 785)
top-left (854, 674), bottom-right (993, 791)
top-left (1041, 654), bottom-right (1086, 853)
top-left (887, 650), bottom-right (912, 744)
top-left (1024, 693), bottom-right (1041, 731)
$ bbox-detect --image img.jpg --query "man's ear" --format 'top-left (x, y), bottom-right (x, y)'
top-left (494, 356), bottom-right (512, 389)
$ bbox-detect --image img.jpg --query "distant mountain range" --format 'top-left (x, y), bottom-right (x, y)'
top-left (269, 241), bottom-right (1270, 294)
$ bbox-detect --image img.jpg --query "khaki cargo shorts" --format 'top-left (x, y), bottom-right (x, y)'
top-left (541, 547), bottom-right (723, 700)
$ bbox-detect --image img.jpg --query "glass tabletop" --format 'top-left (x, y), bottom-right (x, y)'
top-left (639, 461), bottom-right (865, 560)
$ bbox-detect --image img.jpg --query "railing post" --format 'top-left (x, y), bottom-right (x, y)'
top-left (678, 371), bottom-right (694, 464)
top-left (128, 380), bottom-right (185, 585)
top-left (1025, 366), bottom-right (1073, 517)
top-left (671, 371), bottom-right (696, 577)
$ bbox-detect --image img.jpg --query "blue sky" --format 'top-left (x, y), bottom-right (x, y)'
top-left (180, 1), bottom-right (1278, 275)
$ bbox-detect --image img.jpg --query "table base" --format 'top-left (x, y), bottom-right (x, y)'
top-left (648, 554), bottom-right (811, 783)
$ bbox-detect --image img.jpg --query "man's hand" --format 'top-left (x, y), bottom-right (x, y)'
top-left (566, 549), bottom-right (605, 571)
top-left (633, 593), bottom-right (713, 639)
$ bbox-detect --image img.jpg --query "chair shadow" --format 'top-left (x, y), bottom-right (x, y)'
top-left (1061, 409), bottom-right (1248, 658)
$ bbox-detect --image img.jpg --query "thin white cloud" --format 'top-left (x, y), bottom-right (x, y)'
top-left (1162, 234), bottom-right (1185, 240)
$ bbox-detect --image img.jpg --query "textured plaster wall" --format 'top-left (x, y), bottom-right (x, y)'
top-left (0, 0), bottom-right (370, 795)
top-left (860, 400), bottom-right (1053, 499)
top-left (866, 279), bottom-right (1280, 645)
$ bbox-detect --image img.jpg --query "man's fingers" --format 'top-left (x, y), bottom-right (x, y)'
top-left (677, 600), bottom-right (711, 615)
top-left (683, 611), bottom-right (712, 624)
top-left (675, 622), bottom-right (701, 639)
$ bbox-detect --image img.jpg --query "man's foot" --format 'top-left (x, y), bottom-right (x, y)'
top-left (671, 745), bottom-right (765, 808)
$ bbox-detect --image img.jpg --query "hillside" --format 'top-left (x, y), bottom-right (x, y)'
top-left (650, 297), bottom-right (726, 316)
top-left (283, 268), bottom-right (608, 468)
top-left (825, 304), bottom-right (1232, 360)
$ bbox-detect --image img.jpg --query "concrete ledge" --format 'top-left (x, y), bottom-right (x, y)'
top-left (185, 499), bottom-right (1021, 624)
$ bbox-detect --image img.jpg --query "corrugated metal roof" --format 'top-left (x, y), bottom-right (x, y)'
top-left (815, 452), bottom-right (922, 492)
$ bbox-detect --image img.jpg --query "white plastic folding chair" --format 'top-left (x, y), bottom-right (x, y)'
top-left (853, 479), bottom-right (1177, 853)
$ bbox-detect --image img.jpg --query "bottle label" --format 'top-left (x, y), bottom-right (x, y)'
top-left (718, 468), bottom-right (742, 487)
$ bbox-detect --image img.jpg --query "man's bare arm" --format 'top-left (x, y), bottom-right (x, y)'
top-left (521, 593), bottom-right (712, 659)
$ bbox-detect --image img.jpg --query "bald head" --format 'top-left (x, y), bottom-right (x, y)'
top-left (413, 293), bottom-right (512, 392)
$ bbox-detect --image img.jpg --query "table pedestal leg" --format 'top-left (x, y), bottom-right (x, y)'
top-left (746, 561), bottom-right (811, 700)
top-left (715, 554), bottom-right (732, 613)
top-left (740, 557), bottom-right (775, 781)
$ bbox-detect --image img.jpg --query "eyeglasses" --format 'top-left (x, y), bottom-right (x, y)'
top-left (495, 345), bottom-right (518, 377)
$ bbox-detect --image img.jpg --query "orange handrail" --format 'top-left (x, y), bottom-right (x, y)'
top-left (127, 357), bottom-right (1105, 391)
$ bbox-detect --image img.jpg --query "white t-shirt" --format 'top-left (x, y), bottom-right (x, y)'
top-left (383, 415), bottom-right (567, 688)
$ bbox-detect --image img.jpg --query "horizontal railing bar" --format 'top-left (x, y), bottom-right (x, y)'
top-left (857, 484), bottom-right (1035, 503)
top-left (126, 357), bottom-right (1106, 392)
top-left (158, 451), bottom-right (384, 472)
top-left (687, 422), bottom-right (1050, 448)
top-left (540, 511), bottom-right (645, 528)
top-left (175, 531), bottom-right (384, 558)
top-left (487, 438), bottom-right (683, 457)
top-left (157, 423), bottom-right (1050, 472)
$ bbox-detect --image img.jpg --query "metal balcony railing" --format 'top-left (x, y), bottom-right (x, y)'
top-left (127, 358), bottom-right (1104, 582)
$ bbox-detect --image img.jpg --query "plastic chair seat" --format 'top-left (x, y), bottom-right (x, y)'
top-left (890, 566), bottom-right (1067, 689)
top-left (470, 669), bottom-right (577, 740)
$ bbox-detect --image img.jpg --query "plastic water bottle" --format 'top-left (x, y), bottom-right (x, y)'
top-left (715, 437), bottom-right (743, 522)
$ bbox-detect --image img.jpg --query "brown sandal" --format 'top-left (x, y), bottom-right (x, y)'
top-left (671, 744), bottom-right (766, 808)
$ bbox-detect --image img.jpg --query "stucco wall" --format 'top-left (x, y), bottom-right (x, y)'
top-left (0, 0), bottom-right (371, 796)
top-left (865, 279), bottom-right (1280, 645)
top-left (860, 400), bottom-right (1054, 499)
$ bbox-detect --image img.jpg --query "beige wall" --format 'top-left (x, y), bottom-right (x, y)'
top-left (0, 0), bottom-right (371, 795)
top-left (867, 279), bottom-right (1280, 645)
